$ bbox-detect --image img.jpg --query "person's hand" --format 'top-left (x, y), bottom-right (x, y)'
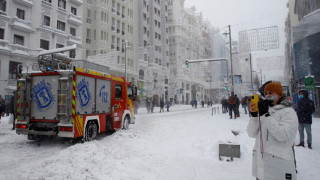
top-left (258, 100), bottom-right (273, 116)
top-left (248, 102), bottom-right (258, 113)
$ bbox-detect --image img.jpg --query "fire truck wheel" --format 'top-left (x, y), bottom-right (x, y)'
top-left (85, 121), bottom-right (98, 141)
top-left (123, 116), bottom-right (130, 130)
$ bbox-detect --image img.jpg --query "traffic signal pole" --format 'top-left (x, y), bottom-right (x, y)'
top-left (185, 58), bottom-right (229, 88)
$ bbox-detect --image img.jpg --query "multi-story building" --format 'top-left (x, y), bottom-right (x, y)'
top-left (137, 0), bottom-right (170, 102)
top-left (0, 0), bottom-right (83, 98)
top-left (167, 0), bottom-right (212, 104)
top-left (83, 0), bottom-right (138, 84)
top-left (287, 0), bottom-right (320, 106)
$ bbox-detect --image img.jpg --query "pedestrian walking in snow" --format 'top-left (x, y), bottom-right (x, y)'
top-left (0, 96), bottom-right (6, 120)
top-left (247, 81), bottom-right (298, 180)
top-left (201, 100), bottom-right (204, 108)
top-left (235, 94), bottom-right (240, 117)
top-left (160, 99), bottom-right (164, 113)
top-left (296, 90), bottom-right (315, 149)
top-left (194, 100), bottom-right (197, 108)
top-left (228, 92), bottom-right (237, 119)
top-left (241, 96), bottom-right (248, 114)
top-left (165, 100), bottom-right (170, 112)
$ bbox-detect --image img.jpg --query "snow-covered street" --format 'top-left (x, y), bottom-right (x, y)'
top-left (1, 105), bottom-right (320, 180)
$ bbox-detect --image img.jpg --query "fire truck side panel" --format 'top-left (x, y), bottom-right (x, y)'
top-left (111, 80), bottom-right (125, 129)
top-left (75, 75), bottom-right (96, 115)
top-left (30, 75), bottom-right (59, 120)
top-left (96, 79), bottom-right (111, 114)
top-left (73, 115), bottom-right (84, 138)
top-left (98, 114), bottom-right (107, 132)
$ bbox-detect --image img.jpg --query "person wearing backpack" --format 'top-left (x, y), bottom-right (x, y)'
top-left (228, 92), bottom-right (237, 119)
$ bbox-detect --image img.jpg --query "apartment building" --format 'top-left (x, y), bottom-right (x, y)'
top-left (167, 0), bottom-right (212, 104)
top-left (137, 0), bottom-right (170, 102)
top-left (0, 0), bottom-right (83, 98)
top-left (83, 0), bottom-right (138, 84)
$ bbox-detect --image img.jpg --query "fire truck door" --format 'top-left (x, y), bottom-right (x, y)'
top-left (112, 83), bottom-right (125, 128)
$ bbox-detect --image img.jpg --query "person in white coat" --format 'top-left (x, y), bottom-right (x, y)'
top-left (247, 81), bottom-right (298, 180)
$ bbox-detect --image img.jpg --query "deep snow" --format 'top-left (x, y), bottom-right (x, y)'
top-left (0, 105), bottom-right (319, 180)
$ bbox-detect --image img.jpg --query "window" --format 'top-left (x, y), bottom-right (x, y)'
top-left (40, 39), bottom-right (49, 50)
top-left (14, 34), bottom-right (24, 45)
top-left (0, 28), bottom-right (4, 39)
top-left (9, 61), bottom-right (22, 79)
top-left (58, 0), bottom-right (66, 9)
top-left (44, 16), bottom-right (50, 26)
top-left (0, 0), bottom-right (6, 12)
top-left (16, 9), bottom-right (25, 20)
top-left (71, 7), bottom-right (77, 15)
top-left (70, 27), bottom-right (76, 36)
top-left (44, 0), bottom-right (52, 3)
top-left (115, 84), bottom-right (122, 99)
top-left (56, 44), bottom-right (64, 48)
top-left (57, 21), bottom-right (65, 31)
top-left (139, 70), bottom-right (144, 80)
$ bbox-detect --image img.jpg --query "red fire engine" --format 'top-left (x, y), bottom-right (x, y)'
top-left (15, 45), bottom-right (137, 141)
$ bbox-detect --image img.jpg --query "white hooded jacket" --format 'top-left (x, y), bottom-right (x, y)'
top-left (247, 99), bottom-right (298, 179)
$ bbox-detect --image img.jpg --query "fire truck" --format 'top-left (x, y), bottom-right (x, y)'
top-left (15, 45), bottom-right (137, 141)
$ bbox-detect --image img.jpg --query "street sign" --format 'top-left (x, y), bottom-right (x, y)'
top-left (305, 76), bottom-right (314, 90)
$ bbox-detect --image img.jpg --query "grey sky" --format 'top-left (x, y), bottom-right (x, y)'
top-left (184, 0), bottom-right (289, 83)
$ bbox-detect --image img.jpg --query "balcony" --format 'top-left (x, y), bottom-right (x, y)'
top-left (41, 0), bottom-right (52, 9)
top-left (10, 44), bottom-right (30, 57)
top-left (13, 0), bottom-right (33, 7)
top-left (11, 17), bottom-right (33, 33)
top-left (0, 39), bottom-right (10, 53)
top-left (67, 14), bottom-right (82, 26)
top-left (67, 35), bottom-right (81, 45)
top-left (69, 0), bottom-right (83, 6)
top-left (39, 25), bottom-right (67, 37)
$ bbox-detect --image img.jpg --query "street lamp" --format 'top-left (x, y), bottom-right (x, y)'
top-left (245, 54), bottom-right (253, 90)
top-left (223, 25), bottom-right (234, 92)
top-left (124, 40), bottom-right (130, 81)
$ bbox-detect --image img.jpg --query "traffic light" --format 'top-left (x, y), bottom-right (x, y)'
top-left (185, 60), bottom-right (189, 68)
top-left (224, 83), bottom-right (228, 90)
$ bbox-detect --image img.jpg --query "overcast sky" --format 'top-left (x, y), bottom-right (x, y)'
top-left (184, 0), bottom-right (288, 34)
top-left (184, 0), bottom-right (289, 83)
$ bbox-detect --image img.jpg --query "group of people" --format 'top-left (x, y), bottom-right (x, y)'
top-left (246, 81), bottom-right (315, 180)
top-left (0, 95), bottom-right (16, 130)
top-left (146, 98), bottom-right (170, 113)
top-left (221, 93), bottom-right (241, 119)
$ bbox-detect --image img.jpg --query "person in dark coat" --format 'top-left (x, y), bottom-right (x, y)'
top-left (201, 100), bottom-right (204, 108)
top-left (228, 92), bottom-right (237, 119)
top-left (165, 99), bottom-right (170, 112)
top-left (10, 92), bottom-right (17, 130)
top-left (0, 96), bottom-right (5, 120)
top-left (234, 94), bottom-right (240, 117)
top-left (296, 90), bottom-right (315, 149)
top-left (160, 99), bottom-right (164, 113)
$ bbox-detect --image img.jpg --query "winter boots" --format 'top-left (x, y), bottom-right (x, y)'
top-left (296, 142), bottom-right (312, 149)
top-left (296, 142), bottom-right (305, 147)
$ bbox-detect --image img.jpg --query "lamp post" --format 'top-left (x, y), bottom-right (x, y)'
top-left (223, 25), bottom-right (234, 92)
top-left (124, 40), bottom-right (129, 81)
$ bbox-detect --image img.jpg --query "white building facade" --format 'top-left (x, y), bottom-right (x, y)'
top-left (0, 0), bottom-right (83, 98)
